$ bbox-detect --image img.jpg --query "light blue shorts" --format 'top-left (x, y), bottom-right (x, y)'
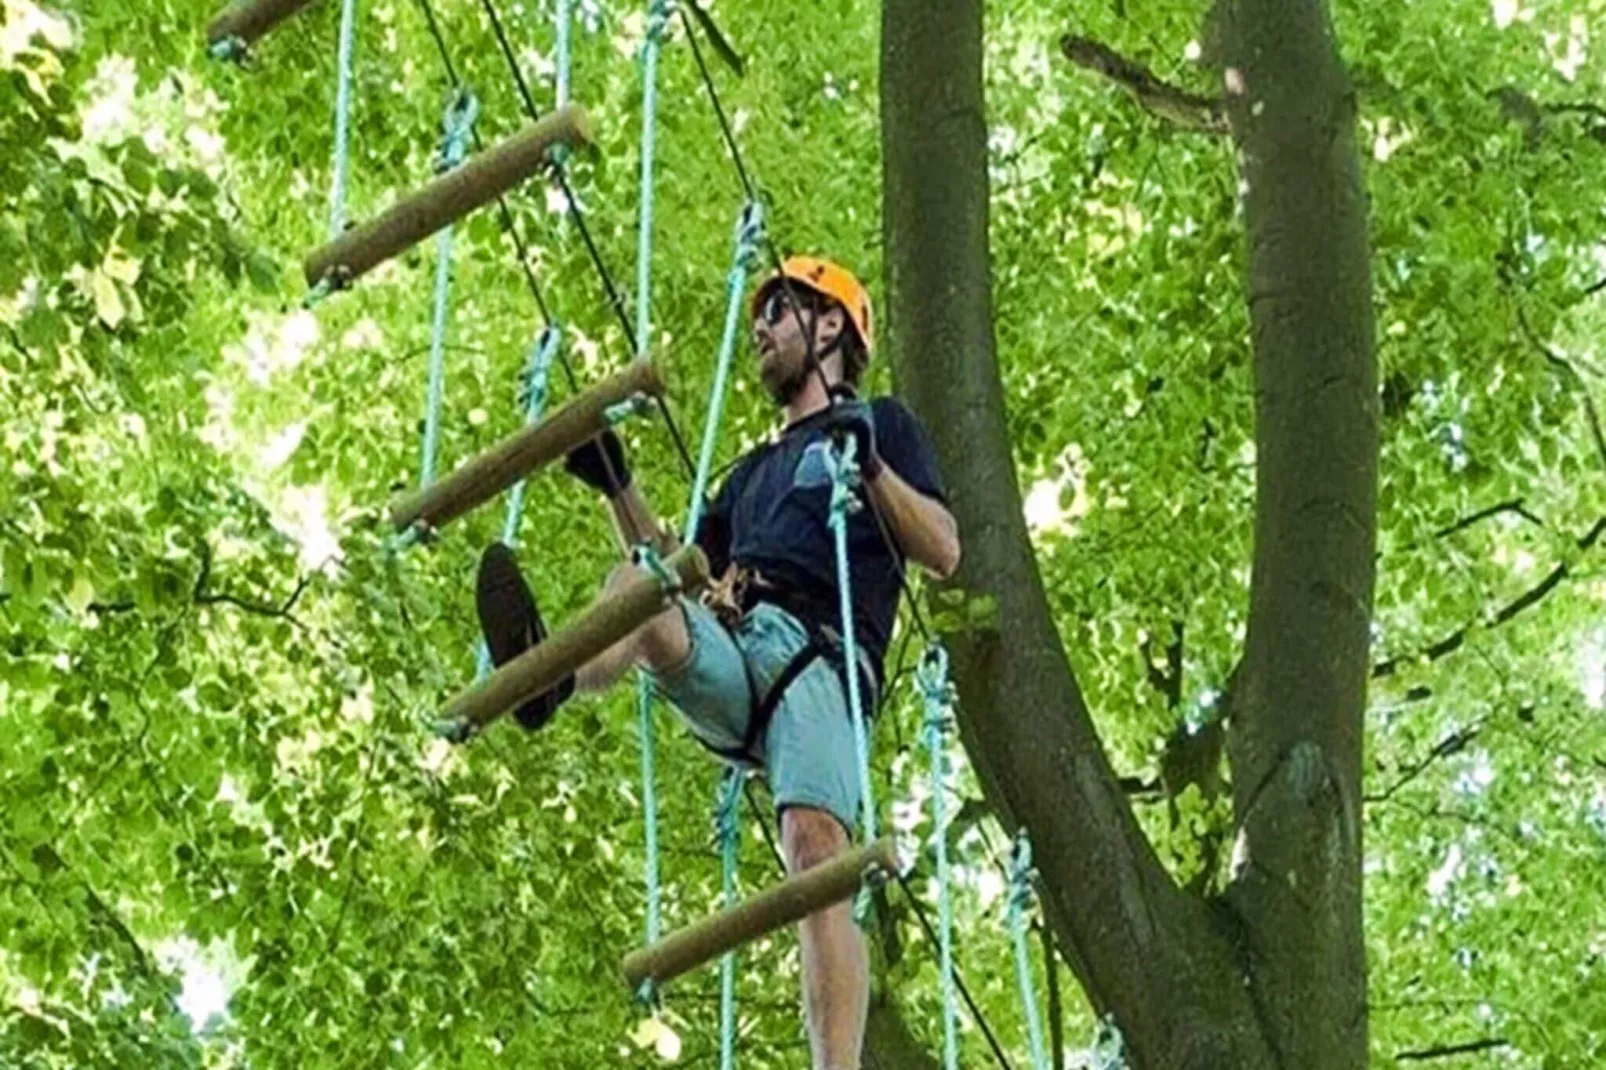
top-left (649, 598), bottom-right (875, 835)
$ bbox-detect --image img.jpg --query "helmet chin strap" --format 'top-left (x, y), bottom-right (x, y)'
top-left (770, 313), bottom-right (844, 408)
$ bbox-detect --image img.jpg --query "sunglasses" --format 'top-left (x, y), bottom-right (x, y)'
top-left (756, 286), bottom-right (818, 326)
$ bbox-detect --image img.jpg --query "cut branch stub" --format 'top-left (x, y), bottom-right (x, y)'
top-left (302, 104), bottom-right (593, 289)
top-left (621, 837), bottom-right (899, 992)
top-left (444, 545), bottom-right (710, 731)
top-left (206, 0), bottom-right (320, 49)
top-left (389, 357), bottom-right (664, 535)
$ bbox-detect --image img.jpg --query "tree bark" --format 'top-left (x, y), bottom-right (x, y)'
top-left (880, 2), bottom-right (1269, 1067)
top-left (1216, 0), bottom-right (1377, 1066)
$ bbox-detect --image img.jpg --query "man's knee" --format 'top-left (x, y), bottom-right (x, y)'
top-left (598, 563), bottom-right (689, 671)
top-left (781, 805), bottom-right (850, 874)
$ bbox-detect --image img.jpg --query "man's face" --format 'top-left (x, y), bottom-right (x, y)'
top-left (752, 286), bottom-right (842, 405)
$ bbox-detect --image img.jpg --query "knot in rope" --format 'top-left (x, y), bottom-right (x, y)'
top-left (826, 435), bottom-right (863, 525)
top-left (518, 323), bottom-right (563, 412)
top-left (713, 767), bottom-right (744, 846)
top-left (917, 642), bottom-right (952, 725)
top-left (645, 0), bottom-right (674, 44)
top-left (1091, 1016), bottom-right (1129, 1070)
top-left (435, 86), bottom-right (480, 173)
top-left (1008, 829), bottom-right (1036, 911)
top-left (732, 199), bottom-right (765, 270)
top-left (208, 36), bottom-right (246, 63)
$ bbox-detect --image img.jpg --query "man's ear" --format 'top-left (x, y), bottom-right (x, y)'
top-left (816, 306), bottom-right (846, 348)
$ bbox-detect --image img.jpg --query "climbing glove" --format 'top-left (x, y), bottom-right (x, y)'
top-left (565, 429), bottom-right (632, 496)
top-left (821, 393), bottom-right (882, 481)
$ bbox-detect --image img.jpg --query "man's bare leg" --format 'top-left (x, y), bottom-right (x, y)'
top-left (574, 561), bottom-right (692, 692)
top-left (783, 806), bottom-right (868, 1070)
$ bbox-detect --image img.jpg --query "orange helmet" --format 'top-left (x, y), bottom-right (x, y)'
top-left (752, 255), bottom-right (874, 357)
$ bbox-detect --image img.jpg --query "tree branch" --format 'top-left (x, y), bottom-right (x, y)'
top-left (1364, 726), bottom-right (1481, 805)
top-left (1516, 305), bottom-right (1606, 474)
top-left (1396, 1038), bottom-right (1510, 1062)
top-left (1432, 498), bottom-right (1545, 539)
top-left (1374, 516), bottom-right (1606, 678)
top-left (1059, 35), bottom-right (1229, 134)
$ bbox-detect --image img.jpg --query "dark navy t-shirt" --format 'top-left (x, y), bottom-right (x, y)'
top-left (695, 397), bottom-right (948, 684)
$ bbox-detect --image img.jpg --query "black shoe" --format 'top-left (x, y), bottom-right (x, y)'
top-left (475, 542), bottom-right (574, 731)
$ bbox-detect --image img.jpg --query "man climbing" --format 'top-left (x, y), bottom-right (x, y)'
top-left (474, 256), bottom-right (960, 1070)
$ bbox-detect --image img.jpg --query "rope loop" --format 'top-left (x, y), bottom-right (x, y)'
top-left (605, 393), bottom-right (656, 427)
top-left (1091, 1016), bottom-right (1129, 1070)
top-left (435, 85), bottom-right (480, 173)
top-left (632, 543), bottom-right (682, 596)
top-left (430, 716), bottom-right (478, 744)
top-left (851, 855), bottom-right (890, 928)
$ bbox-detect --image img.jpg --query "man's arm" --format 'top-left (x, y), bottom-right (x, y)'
top-left (604, 483), bottom-right (677, 557)
top-left (566, 430), bottom-right (678, 558)
top-left (863, 466), bottom-right (961, 579)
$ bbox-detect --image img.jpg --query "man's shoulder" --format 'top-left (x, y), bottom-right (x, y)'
top-left (869, 394), bottom-right (930, 437)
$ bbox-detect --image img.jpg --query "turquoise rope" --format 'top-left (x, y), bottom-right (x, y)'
top-left (634, 0), bottom-right (670, 355)
top-left (684, 201), bottom-right (764, 542)
top-left (637, 673), bottom-right (661, 956)
top-left (418, 89), bottom-right (479, 490)
top-left (473, 324), bottom-right (562, 681)
top-left (919, 645), bottom-right (958, 1070)
top-left (329, 0), bottom-right (359, 238)
top-left (631, 546), bottom-right (682, 1004)
top-left (633, 1), bottom-right (672, 1002)
top-left (555, 0), bottom-right (573, 108)
top-left (825, 438), bottom-right (877, 843)
top-left (716, 768), bottom-right (744, 1070)
top-left (1009, 832), bottom-right (1051, 1070)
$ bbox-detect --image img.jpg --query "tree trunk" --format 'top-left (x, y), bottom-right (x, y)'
top-left (1216, 0), bottom-right (1377, 1065)
top-left (880, 2), bottom-right (1267, 1067)
top-left (879, 0), bottom-right (1376, 1066)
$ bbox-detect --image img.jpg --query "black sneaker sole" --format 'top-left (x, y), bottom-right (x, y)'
top-left (475, 542), bottom-right (573, 731)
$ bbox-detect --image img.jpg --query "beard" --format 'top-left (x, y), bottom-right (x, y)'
top-left (759, 351), bottom-right (810, 406)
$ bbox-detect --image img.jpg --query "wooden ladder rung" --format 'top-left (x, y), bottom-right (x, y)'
top-left (303, 104), bottom-right (593, 290)
top-left (389, 357), bottom-right (665, 536)
top-left (620, 838), bottom-right (900, 992)
top-left (206, 0), bottom-right (320, 51)
top-left (442, 545), bottom-right (710, 731)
